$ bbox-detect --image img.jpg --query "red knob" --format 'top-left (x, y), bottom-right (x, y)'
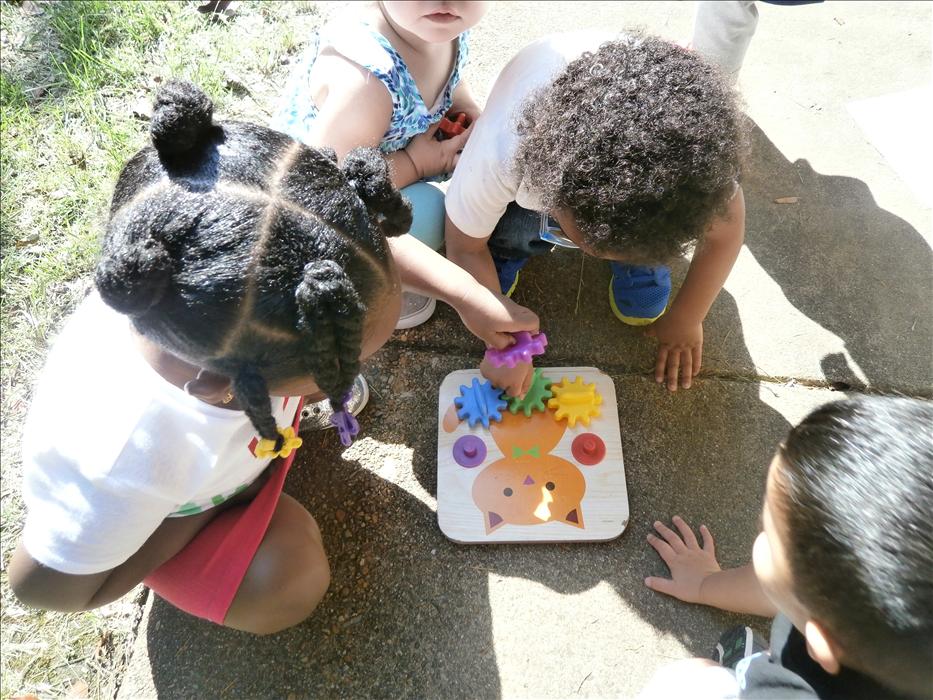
top-left (572, 433), bottom-right (605, 466)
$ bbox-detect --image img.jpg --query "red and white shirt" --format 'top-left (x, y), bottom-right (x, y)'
top-left (21, 293), bottom-right (299, 575)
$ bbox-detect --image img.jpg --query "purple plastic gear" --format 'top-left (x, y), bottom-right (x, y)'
top-left (453, 435), bottom-right (487, 467)
top-left (454, 378), bottom-right (507, 429)
top-left (484, 331), bottom-right (548, 368)
top-left (329, 395), bottom-right (360, 447)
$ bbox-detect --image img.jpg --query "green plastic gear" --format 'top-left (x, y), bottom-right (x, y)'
top-left (507, 368), bottom-right (553, 416)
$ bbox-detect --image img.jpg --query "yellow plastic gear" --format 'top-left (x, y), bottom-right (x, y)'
top-left (547, 376), bottom-right (603, 427)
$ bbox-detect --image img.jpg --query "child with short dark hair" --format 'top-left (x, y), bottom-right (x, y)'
top-left (8, 81), bottom-right (410, 634)
top-left (444, 31), bottom-right (748, 397)
top-left (640, 397), bottom-right (933, 699)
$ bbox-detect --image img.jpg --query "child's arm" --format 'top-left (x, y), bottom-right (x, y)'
top-left (387, 234), bottom-right (538, 351)
top-left (450, 77), bottom-right (482, 123)
top-left (445, 215), bottom-right (536, 397)
top-left (645, 515), bottom-right (777, 618)
top-left (445, 214), bottom-right (501, 293)
top-left (306, 56), bottom-right (471, 189)
top-left (645, 186), bottom-right (745, 391)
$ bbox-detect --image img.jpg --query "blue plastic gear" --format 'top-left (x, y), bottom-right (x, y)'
top-left (454, 378), bottom-right (507, 429)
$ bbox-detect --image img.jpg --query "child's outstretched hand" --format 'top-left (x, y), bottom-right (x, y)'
top-left (645, 516), bottom-right (721, 604)
top-left (645, 313), bottom-right (703, 391)
top-left (480, 357), bottom-right (535, 399)
top-left (404, 122), bottom-right (473, 180)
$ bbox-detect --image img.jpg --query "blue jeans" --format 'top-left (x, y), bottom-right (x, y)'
top-left (487, 202), bottom-right (555, 260)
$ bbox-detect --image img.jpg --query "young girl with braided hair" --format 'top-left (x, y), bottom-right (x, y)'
top-left (9, 81), bottom-right (409, 634)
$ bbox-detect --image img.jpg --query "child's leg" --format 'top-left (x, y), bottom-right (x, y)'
top-left (399, 181), bottom-right (446, 251)
top-left (691, 1), bottom-right (759, 84)
top-left (395, 181), bottom-right (446, 328)
top-left (638, 658), bottom-right (739, 699)
top-left (6, 478), bottom-right (264, 613)
top-left (487, 203), bottom-right (554, 296)
top-left (222, 493), bottom-right (329, 634)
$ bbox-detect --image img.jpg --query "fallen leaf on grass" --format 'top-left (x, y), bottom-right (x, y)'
top-left (774, 196), bottom-right (799, 204)
top-left (131, 98), bottom-right (152, 121)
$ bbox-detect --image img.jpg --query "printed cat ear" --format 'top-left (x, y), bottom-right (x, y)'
top-left (485, 511), bottom-right (505, 534)
top-left (562, 506), bottom-right (585, 529)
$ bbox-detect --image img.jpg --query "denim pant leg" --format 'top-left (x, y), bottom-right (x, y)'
top-left (487, 202), bottom-right (554, 260)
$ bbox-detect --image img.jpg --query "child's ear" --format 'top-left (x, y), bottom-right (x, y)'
top-left (804, 620), bottom-right (842, 675)
top-left (184, 368), bottom-right (233, 404)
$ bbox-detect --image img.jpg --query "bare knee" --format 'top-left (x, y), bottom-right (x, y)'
top-left (225, 496), bottom-right (330, 635)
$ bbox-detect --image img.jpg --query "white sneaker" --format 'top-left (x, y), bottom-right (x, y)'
top-left (299, 374), bottom-right (370, 433)
top-left (395, 292), bottom-right (436, 330)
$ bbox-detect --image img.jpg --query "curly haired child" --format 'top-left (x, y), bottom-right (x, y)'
top-left (8, 81), bottom-right (411, 634)
top-left (274, 1), bottom-right (537, 353)
top-left (640, 397), bottom-right (933, 699)
top-left (444, 31), bottom-right (748, 397)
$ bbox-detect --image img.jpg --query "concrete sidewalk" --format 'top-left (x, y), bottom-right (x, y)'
top-left (118, 2), bottom-right (931, 698)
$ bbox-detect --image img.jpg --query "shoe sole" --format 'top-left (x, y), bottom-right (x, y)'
top-left (299, 375), bottom-right (370, 430)
top-left (608, 278), bottom-right (666, 326)
top-left (395, 296), bottom-right (437, 330)
top-left (504, 270), bottom-right (521, 298)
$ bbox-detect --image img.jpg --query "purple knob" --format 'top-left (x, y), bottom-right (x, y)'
top-left (453, 435), bottom-right (487, 468)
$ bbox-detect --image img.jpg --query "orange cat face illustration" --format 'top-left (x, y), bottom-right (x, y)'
top-left (472, 410), bottom-right (586, 533)
top-left (472, 454), bottom-right (586, 533)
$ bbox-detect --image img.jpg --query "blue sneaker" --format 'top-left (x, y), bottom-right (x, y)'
top-left (493, 255), bottom-right (529, 297)
top-left (609, 263), bottom-right (671, 325)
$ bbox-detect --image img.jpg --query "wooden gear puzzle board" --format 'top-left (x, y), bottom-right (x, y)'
top-left (437, 367), bottom-right (629, 544)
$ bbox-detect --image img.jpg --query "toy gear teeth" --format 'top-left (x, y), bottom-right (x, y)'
top-left (507, 368), bottom-right (553, 416)
top-left (484, 331), bottom-right (548, 369)
top-left (454, 378), bottom-right (507, 429)
top-left (547, 376), bottom-right (603, 427)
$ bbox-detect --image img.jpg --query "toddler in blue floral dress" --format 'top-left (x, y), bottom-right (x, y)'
top-left (273, 1), bottom-right (492, 330)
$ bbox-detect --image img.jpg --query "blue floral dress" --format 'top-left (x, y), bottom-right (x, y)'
top-left (273, 22), bottom-right (470, 153)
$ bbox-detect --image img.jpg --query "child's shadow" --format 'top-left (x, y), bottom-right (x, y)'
top-left (139, 329), bottom-right (790, 699)
top-left (740, 125), bottom-right (932, 395)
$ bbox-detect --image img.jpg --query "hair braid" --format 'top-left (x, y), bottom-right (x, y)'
top-left (232, 365), bottom-right (282, 451)
top-left (295, 260), bottom-right (365, 410)
top-left (342, 148), bottom-right (412, 237)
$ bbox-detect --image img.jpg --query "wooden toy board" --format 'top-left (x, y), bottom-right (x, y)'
top-left (437, 367), bottom-right (628, 544)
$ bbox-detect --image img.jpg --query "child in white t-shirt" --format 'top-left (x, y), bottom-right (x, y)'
top-left (8, 81), bottom-right (410, 634)
top-left (444, 32), bottom-right (748, 397)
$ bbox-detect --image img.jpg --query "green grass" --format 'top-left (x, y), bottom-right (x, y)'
top-left (0, 1), bottom-right (321, 696)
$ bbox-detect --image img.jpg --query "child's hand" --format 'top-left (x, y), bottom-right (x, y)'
top-left (456, 288), bottom-right (539, 350)
top-left (645, 516), bottom-right (721, 604)
top-left (645, 313), bottom-right (703, 391)
top-left (404, 122), bottom-right (472, 180)
top-left (480, 357), bottom-right (535, 399)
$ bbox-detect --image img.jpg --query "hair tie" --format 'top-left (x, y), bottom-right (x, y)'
top-left (254, 425), bottom-right (303, 459)
top-left (330, 394), bottom-right (360, 447)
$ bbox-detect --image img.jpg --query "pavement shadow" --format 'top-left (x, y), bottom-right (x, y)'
top-left (144, 121), bottom-right (907, 696)
top-left (741, 125), bottom-right (933, 395)
top-left (141, 305), bottom-right (791, 700)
